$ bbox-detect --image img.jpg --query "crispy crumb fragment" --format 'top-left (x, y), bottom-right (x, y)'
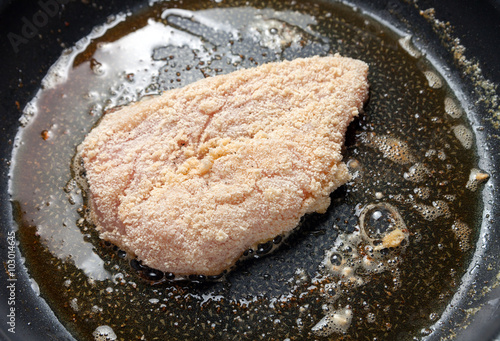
top-left (382, 229), bottom-right (406, 248)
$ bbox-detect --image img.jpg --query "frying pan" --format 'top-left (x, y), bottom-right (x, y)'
top-left (0, 0), bottom-right (499, 340)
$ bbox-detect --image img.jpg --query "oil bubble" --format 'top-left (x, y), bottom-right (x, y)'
top-left (404, 163), bottom-right (431, 183)
top-left (70, 298), bottom-right (79, 311)
top-left (89, 104), bottom-right (103, 117)
top-left (249, 18), bottom-right (303, 52)
top-left (413, 200), bottom-right (451, 221)
top-left (363, 133), bottom-right (416, 165)
top-left (91, 305), bottom-right (102, 313)
top-left (311, 307), bottom-right (353, 337)
top-left (359, 203), bottom-right (408, 250)
top-left (444, 194), bottom-right (456, 201)
top-left (424, 71), bottom-right (443, 89)
top-left (93, 325), bottom-right (117, 341)
top-left (451, 220), bottom-right (471, 252)
top-left (444, 97), bottom-right (463, 118)
top-left (452, 124), bottom-right (473, 149)
top-left (40, 52), bottom-right (74, 90)
top-left (318, 202), bottom-right (408, 336)
top-left (425, 149), bottom-right (436, 158)
top-left (362, 206), bottom-right (394, 239)
top-left (330, 253), bottom-right (343, 266)
top-left (414, 187), bottom-right (430, 200)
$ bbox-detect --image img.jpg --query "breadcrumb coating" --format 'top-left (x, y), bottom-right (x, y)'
top-left (79, 55), bottom-right (369, 276)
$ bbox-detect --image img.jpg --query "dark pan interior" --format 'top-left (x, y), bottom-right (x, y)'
top-left (0, 0), bottom-right (499, 340)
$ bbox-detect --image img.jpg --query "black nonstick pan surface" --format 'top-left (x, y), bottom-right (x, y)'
top-left (0, 0), bottom-right (499, 340)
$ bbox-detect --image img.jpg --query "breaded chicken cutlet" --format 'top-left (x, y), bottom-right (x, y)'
top-left (78, 55), bottom-right (369, 277)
